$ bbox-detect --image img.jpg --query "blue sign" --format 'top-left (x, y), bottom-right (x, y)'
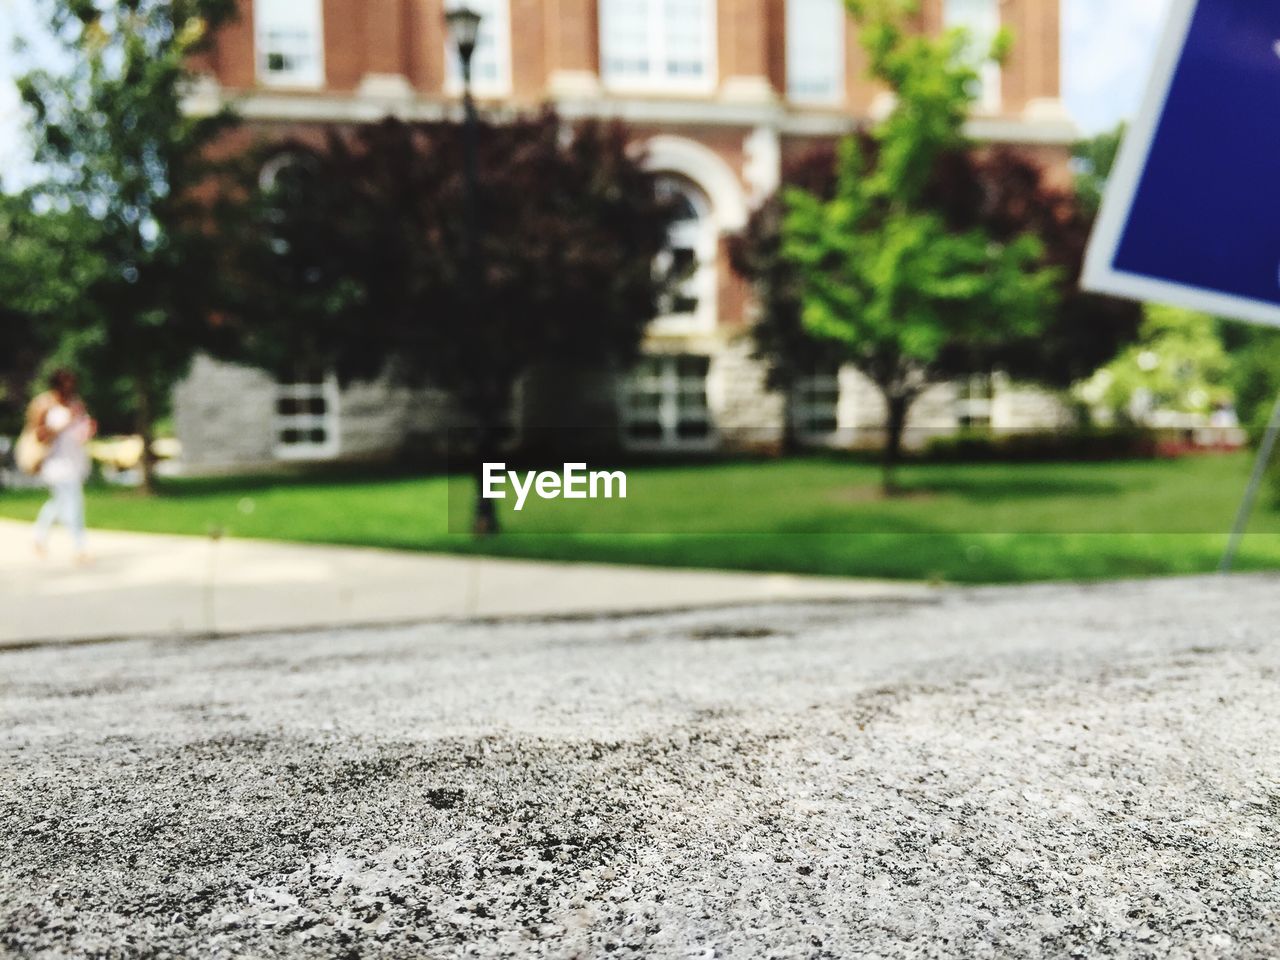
top-left (1084, 0), bottom-right (1280, 327)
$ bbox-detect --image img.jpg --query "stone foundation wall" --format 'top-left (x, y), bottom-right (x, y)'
top-left (992, 381), bottom-right (1074, 431)
top-left (173, 355), bottom-right (461, 471)
top-left (339, 376), bottom-right (460, 461)
top-left (708, 337), bottom-right (786, 452)
top-left (174, 352), bottom-right (1077, 471)
top-left (173, 356), bottom-right (277, 469)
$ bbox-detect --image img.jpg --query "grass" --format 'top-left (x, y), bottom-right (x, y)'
top-left (2, 453), bottom-right (1279, 584)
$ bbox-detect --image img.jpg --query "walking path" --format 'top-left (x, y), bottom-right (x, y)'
top-left (0, 519), bottom-right (928, 646)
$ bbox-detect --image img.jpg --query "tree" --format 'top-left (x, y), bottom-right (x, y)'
top-left (780, 0), bottom-right (1058, 491)
top-left (0, 196), bottom-right (52, 432)
top-left (17, 0), bottom-right (240, 491)
top-left (0, 193), bottom-right (106, 433)
top-left (729, 145), bottom-right (848, 452)
top-left (224, 113), bottom-right (674, 532)
top-left (930, 147), bottom-right (1143, 392)
top-left (735, 139), bottom-right (1144, 448)
top-left (1076, 305), bottom-right (1231, 424)
top-left (1073, 123), bottom-right (1125, 218)
top-left (1219, 324), bottom-right (1280, 441)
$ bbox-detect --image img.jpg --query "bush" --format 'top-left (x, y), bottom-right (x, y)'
top-left (924, 429), bottom-right (1157, 463)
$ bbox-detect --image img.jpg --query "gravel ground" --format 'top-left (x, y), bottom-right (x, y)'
top-left (4, 576), bottom-right (1280, 959)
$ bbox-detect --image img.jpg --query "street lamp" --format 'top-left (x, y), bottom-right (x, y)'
top-left (444, 5), bottom-right (482, 175)
top-left (444, 6), bottom-right (498, 534)
top-left (444, 6), bottom-right (483, 87)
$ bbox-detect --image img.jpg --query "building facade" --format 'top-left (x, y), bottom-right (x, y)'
top-left (176, 0), bottom-right (1076, 470)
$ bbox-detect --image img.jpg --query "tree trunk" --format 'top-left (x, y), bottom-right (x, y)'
top-left (471, 418), bottom-right (500, 536)
top-left (781, 382), bottom-right (800, 457)
top-left (470, 390), bottom-right (507, 536)
top-left (136, 383), bottom-right (157, 496)
top-left (881, 392), bottom-right (911, 497)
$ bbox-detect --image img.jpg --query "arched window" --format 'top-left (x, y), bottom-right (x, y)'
top-left (258, 152), bottom-right (318, 256)
top-left (653, 176), bottom-right (716, 334)
top-left (258, 152), bottom-right (320, 200)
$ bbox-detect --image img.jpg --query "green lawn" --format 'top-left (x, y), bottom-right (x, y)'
top-left (3, 454), bottom-right (1279, 583)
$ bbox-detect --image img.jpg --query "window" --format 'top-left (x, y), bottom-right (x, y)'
top-left (621, 356), bottom-right (713, 448)
top-left (445, 0), bottom-right (511, 95)
top-left (944, 0), bottom-right (1001, 113)
top-left (787, 0), bottom-right (845, 103)
top-left (792, 364), bottom-right (842, 443)
top-left (600, 0), bottom-right (716, 92)
top-left (956, 374), bottom-right (994, 430)
top-left (275, 368), bottom-right (340, 460)
top-left (255, 0), bottom-right (324, 88)
top-left (652, 177), bottom-right (716, 333)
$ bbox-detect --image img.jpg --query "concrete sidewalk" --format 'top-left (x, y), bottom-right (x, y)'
top-left (0, 519), bottom-right (929, 646)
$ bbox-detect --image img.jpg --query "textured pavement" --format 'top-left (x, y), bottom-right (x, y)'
top-left (3, 575), bottom-right (1280, 958)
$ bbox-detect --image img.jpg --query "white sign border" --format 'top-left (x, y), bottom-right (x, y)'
top-left (1082, 0), bottom-right (1280, 328)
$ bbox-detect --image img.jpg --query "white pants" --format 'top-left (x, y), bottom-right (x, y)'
top-left (34, 480), bottom-right (86, 553)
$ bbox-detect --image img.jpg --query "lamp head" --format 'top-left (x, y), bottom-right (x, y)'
top-left (445, 6), bottom-right (483, 70)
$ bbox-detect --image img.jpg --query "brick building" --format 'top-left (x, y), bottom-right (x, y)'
top-left (175, 0), bottom-right (1076, 469)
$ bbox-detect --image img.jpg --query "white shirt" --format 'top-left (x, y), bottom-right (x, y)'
top-left (40, 404), bottom-right (91, 485)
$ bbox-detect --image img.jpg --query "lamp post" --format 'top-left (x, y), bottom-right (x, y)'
top-left (444, 6), bottom-right (498, 534)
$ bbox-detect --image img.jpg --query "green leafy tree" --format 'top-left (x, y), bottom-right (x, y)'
top-left (223, 114), bottom-right (674, 532)
top-left (781, 0), bottom-right (1058, 490)
top-left (1076, 305), bottom-right (1232, 424)
top-left (735, 142), bottom-right (1143, 447)
top-left (17, 0), bottom-right (240, 490)
top-left (1217, 321), bottom-right (1280, 442)
top-left (1073, 123), bottom-right (1125, 218)
top-left (0, 193), bottom-right (106, 433)
top-left (729, 146), bottom-right (849, 452)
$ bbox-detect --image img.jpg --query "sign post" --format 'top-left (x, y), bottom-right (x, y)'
top-left (1220, 392), bottom-right (1280, 572)
top-left (1084, 0), bottom-right (1280, 569)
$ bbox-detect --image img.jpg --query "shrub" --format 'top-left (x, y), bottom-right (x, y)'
top-left (924, 429), bottom-right (1157, 463)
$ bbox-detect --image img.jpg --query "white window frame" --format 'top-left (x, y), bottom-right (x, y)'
top-left (651, 176), bottom-right (717, 336)
top-left (944, 0), bottom-right (1002, 115)
top-left (955, 374), bottom-right (995, 430)
top-left (255, 0), bottom-right (325, 89)
top-left (620, 355), bottom-right (716, 451)
top-left (791, 364), bottom-right (843, 445)
top-left (445, 0), bottom-right (512, 97)
top-left (786, 0), bottom-right (846, 105)
top-left (600, 0), bottom-right (718, 95)
top-left (274, 371), bottom-right (341, 461)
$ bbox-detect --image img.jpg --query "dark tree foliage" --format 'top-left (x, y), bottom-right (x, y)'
top-left (224, 113), bottom-right (674, 528)
top-left (18, 0), bottom-right (241, 490)
top-left (230, 114), bottom-right (672, 400)
top-left (0, 194), bottom-right (106, 433)
top-left (0, 199), bottom-right (49, 433)
top-left (735, 141), bottom-right (1142, 411)
top-left (930, 148), bottom-right (1143, 389)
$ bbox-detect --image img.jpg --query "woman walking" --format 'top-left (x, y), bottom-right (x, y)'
top-left (27, 370), bottom-right (97, 562)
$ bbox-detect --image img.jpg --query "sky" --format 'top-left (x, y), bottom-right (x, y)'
top-left (0, 0), bottom-right (33, 184)
top-left (1063, 0), bottom-right (1172, 133)
top-left (0, 0), bottom-right (1172, 189)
